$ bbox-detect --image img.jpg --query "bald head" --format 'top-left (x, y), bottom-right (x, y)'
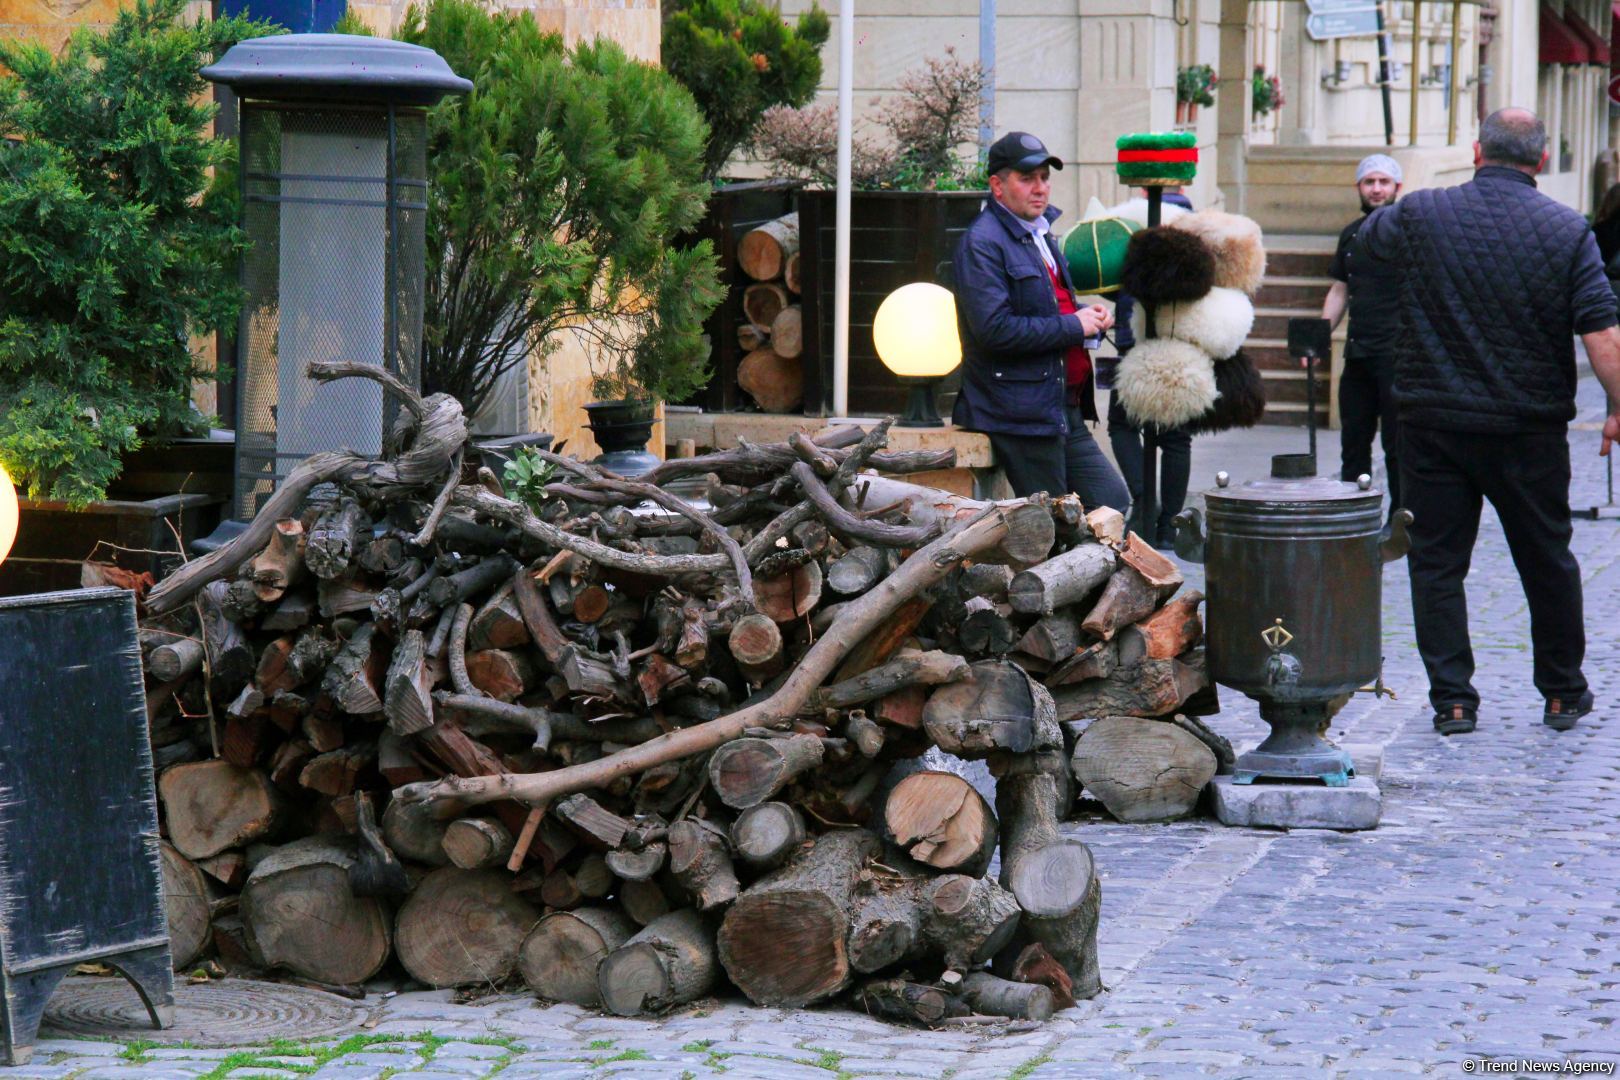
top-left (1478, 108), bottom-right (1547, 172)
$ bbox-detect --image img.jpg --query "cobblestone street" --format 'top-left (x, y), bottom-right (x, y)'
top-left (13, 373), bottom-right (1620, 1080)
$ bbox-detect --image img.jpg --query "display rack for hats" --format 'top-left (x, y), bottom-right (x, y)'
top-left (1114, 133), bottom-right (1199, 539)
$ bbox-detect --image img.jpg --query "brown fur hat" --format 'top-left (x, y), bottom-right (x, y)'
top-left (1186, 349), bottom-right (1267, 433)
top-left (1167, 210), bottom-right (1266, 295)
top-left (1119, 226), bottom-right (1217, 305)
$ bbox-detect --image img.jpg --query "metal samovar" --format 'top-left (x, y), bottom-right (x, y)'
top-left (1173, 454), bottom-right (1412, 787)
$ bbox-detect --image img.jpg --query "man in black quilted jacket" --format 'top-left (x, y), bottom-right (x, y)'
top-left (1360, 108), bottom-right (1620, 737)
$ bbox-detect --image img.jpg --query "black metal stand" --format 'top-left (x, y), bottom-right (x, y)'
top-left (1, 947), bottom-right (174, 1066)
top-left (1376, 2), bottom-right (1395, 147)
top-left (1136, 187), bottom-right (1164, 539)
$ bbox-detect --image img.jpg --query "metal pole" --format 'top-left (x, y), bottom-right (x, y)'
top-left (833, 0), bottom-right (854, 418)
top-left (1446, 0), bottom-right (1461, 146)
top-left (1376, 1), bottom-right (1395, 147)
top-left (1409, 0), bottom-right (1422, 146)
top-left (978, 0), bottom-right (995, 158)
top-left (1138, 187), bottom-right (1164, 539)
top-left (1305, 346), bottom-right (1317, 464)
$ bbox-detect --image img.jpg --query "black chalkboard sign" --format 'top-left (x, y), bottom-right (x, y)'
top-left (0, 587), bottom-right (173, 1067)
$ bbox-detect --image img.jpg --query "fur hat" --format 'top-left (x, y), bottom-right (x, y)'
top-left (1115, 337), bottom-right (1218, 429)
top-left (1185, 350), bottom-right (1267, 434)
top-left (1120, 226), bottom-right (1217, 305)
top-left (1167, 211), bottom-right (1266, 295)
top-left (1129, 286), bottom-right (1254, 361)
top-left (1104, 196), bottom-right (1192, 230)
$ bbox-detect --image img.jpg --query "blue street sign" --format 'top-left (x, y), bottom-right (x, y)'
top-left (1306, 8), bottom-right (1381, 40)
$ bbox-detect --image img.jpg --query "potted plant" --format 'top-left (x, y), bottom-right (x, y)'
top-left (1251, 65), bottom-right (1286, 119)
top-left (403, 0), bottom-right (721, 469)
top-left (0, 0), bottom-right (269, 594)
top-left (1176, 64), bottom-right (1218, 124)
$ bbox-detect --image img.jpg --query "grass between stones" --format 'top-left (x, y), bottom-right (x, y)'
top-left (1007, 1054), bottom-right (1052, 1080)
top-left (100, 1031), bottom-right (533, 1079)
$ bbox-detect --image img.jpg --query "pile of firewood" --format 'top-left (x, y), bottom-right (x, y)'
top-left (735, 212), bottom-right (803, 413)
top-left (130, 360), bottom-right (1217, 1026)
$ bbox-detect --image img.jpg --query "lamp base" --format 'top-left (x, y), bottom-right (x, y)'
top-left (897, 378), bottom-right (944, 428)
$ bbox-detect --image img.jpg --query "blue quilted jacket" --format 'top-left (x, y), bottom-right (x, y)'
top-left (1359, 166), bottom-right (1618, 433)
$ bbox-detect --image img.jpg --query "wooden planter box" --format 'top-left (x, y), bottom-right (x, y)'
top-left (691, 184), bottom-right (986, 418)
top-left (0, 492), bottom-right (225, 598)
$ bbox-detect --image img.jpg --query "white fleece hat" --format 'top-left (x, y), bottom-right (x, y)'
top-left (1356, 154), bottom-right (1403, 184)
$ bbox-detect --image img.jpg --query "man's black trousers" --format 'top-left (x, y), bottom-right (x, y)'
top-left (1400, 424), bottom-right (1587, 713)
top-left (1338, 354), bottom-right (1401, 512)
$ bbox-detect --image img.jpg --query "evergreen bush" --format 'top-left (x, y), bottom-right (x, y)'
top-left (403, 0), bottom-right (722, 413)
top-left (0, 0), bottom-right (271, 505)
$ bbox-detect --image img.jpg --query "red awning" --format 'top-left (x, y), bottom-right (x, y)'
top-left (1542, 3), bottom-right (1591, 64)
top-left (1567, 8), bottom-right (1611, 65)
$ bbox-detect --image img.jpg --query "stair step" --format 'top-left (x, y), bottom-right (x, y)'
top-left (1266, 250), bottom-right (1337, 277)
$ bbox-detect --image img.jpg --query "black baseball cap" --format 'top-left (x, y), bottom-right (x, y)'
top-left (987, 131), bottom-right (1063, 175)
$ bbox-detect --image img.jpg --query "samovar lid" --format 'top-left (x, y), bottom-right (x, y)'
top-left (1205, 454), bottom-right (1383, 504)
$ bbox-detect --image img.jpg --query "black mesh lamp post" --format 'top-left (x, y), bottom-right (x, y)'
top-left (199, 35), bottom-right (470, 538)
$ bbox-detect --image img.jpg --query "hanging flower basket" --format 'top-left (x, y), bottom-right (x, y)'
top-left (1251, 65), bottom-right (1285, 118)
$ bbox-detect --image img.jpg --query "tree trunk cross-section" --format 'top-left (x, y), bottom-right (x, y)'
top-left (395, 867), bottom-right (541, 988)
top-left (883, 771), bottom-right (998, 878)
top-left (520, 907), bottom-right (636, 1007)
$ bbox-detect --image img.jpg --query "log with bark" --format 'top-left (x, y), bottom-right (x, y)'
top-left (738, 213), bottom-right (799, 282)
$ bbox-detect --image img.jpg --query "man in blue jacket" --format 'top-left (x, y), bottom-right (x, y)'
top-left (952, 132), bottom-right (1130, 509)
top-left (1360, 108), bottom-right (1620, 736)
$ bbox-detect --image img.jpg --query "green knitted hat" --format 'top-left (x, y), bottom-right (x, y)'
top-left (1116, 131), bottom-right (1198, 184)
top-left (1063, 215), bottom-right (1141, 295)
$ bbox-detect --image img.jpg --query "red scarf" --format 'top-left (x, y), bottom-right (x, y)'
top-left (1047, 262), bottom-right (1091, 389)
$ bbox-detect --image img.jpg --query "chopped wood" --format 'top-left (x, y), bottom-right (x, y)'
top-left (1071, 716), bottom-right (1217, 823)
top-left (884, 771), bottom-right (998, 878)
top-left (1052, 656), bottom-right (1207, 720)
top-left (709, 733), bottom-right (824, 809)
top-left (1081, 565), bottom-right (1175, 642)
top-left (738, 213), bottom-right (799, 282)
top-left (1134, 590), bottom-right (1204, 659)
top-left (959, 972), bottom-right (1054, 1022)
top-left (161, 842), bottom-right (211, 970)
top-left (252, 519), bottom-right (306, 603)
top-left (240, 836), bottom-right (392, 985)
top-left (394, 867), bottom-right (540, 988)
top-left (1008, 542), bottom-right (1117, 616)
top-left (442, 816), bottom-right (516, 870)
top-left (520, 907), bottom-right (636, 1007)
top-left (770, 304), bottom-right (802, 359)
top-left (598, 908), bottom-right (718, 1016)
top-left (1117, 532), bottom-right (1183, 589)
top-left (737, 322), bottom-right (769, 351)
top-left (858, 978), bottom-right (965, 1025)
top-left (738, 347), bottom-right (804, 413)
top-left (667, 818), bottom-right (739, 911)
top-left (384, 629), bottom-right (435, 734)
top-left (729, 801), bottom-right (806, 870)
top-left (160, 760), bottom-right (286, 860)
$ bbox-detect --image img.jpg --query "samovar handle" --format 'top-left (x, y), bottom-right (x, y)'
top-left (1380, 508), bottom-right (1415, 563)
top-left (1171, 506), bottom-right (1205, 563)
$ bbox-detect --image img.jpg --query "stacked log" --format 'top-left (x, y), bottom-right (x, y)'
top-left (736, 213), bottom-right (802, 412)
top-left (129, 361), bottom-right (1215, 1025)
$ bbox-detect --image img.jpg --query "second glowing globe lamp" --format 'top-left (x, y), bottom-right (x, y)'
top-left (872, 282), bottom-right (962, 428)
top-left (0, 462), bottom-right (16, 568)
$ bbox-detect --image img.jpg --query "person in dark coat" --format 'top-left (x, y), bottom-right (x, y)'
top-left (1323, 154), bottom-right (1405, 520)
top-left (951, 132), bottom-right (1130, 510)
top-left (1360, 108), bottom-right (1620, 737)
top-left (1592, 182), bottom-right (1620, 266)
top-left (1109, 187), bottom-right (1194, 546)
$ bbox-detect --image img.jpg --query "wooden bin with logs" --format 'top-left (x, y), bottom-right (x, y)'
top-left (129, 360), bottom-right (1222, 1026)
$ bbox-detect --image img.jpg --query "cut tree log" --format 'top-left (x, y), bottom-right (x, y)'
top-left (848, 876), bottom-right (925, 974)
top-left (1045, 639), bottom-right (1119, 688)
top-left (709, 733), bottom-right (824, 809)
top-left (1133, 590), bottom-right (1204, 659)
top-left (252, 519), bottom-right (306, 603)
top-left (921, 873), bottom-right (1022, 971)
top-left (738, 213), bottom-right (799, 282)
top-left (384, 629), bottom-right (435, 735)
top-left (306, 498), bottom-right (365, 581)
top-left (240, 835), bottom-right (392, 985)
top-left (755, 558), bottom-right (822, 623)
top-left (783, 251), bottom-right (802, 294)
top-left (883, 771), bottom-right (998, 878)
top-left (1008, 542), bottom-right (1117, 616)
top-left (159, 760), bottom-right (287, 860)
top-left (959, 972), bottom-right (1054, 1021)
top-left (1052, 656), bottom-right (1207, 720)
top-left (161, 842), bottom-right (211, 970)
top-left (1016, 611), bottom-right (1085, 665)
top-left (619, 877), bottom-right (673, 927)
top-left (836, 477), bottom-right (1055, 566)
top-left (995, 763), bottom-right (1101, 999)
top-left (322, 623), bottom-right (385, 715)
top-left (1117, 532), bottom-right (1183, 589)
top-left (199, 580), bottom-right (255, 690)
top-left (727, 612), bottom-right (782, 673)
top-left (737, 323), bottom-right (768, 351)
top-left (604, 840), bottom-right (667, 882)
top-left (1080, 565), bottom-right (1176, 642)
top-left (729, 802), bottom-right (806, 870)
top-left (666, 819), bottom-right (739, 911)
top-left (742, 283), bottom-right (791, 330)
top-left (148, 637), bottom-right (204, 684)
top-left (465, 648), bottom-right (539, 702)
top-left (519, 906), bottom-right (637, 1007)
top-left (738, 348), bottom-right (803, 414)
top-left (959, 603), bottom-right (1017, 657)
top-left (597, 907), bottom-right (718, 1016)
top-left (1084, 507), bottom-right (1126, 547)
top-left (716, 828), bottom-right (880, 1006)
top-left (442, 816), bottom-right (516, 870)
top-left (923, 659), bottom-right (1060, 759)
top-left (857, 978), bottom-right (964, 1025)
top-left (770, 304), bottom-right (802, 360)
top-left (827, 546), bottom-right (890, 595)
top-left (395, 867), bottom-right (541, 987)
top-left (1070, 716), bottom-right (1217, 823)
top-left (381, 797), bottom-right (454, 867)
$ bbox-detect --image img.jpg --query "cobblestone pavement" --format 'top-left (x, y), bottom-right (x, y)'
top-left (14, 375), bottom-right (1620, 1079)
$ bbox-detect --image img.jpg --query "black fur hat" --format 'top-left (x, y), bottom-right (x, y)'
top-left (1186, 349), bottom-right (1267, 433)
top-left (1120, 226), bottom-right (1217, 305)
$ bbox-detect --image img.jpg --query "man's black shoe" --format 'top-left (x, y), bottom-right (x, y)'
top-left (1433, 704), bottom-right (1477, 736)
top-left (1543, 690), bottom-right (1594, 732)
